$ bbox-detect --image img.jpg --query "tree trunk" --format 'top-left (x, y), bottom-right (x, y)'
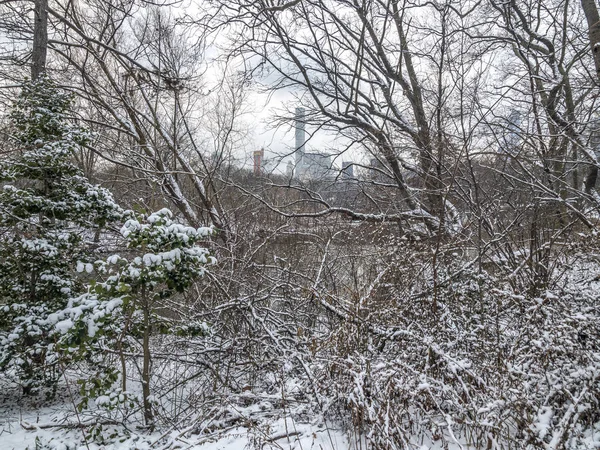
top-left (32, 0), bottom-right (48, 80)
top-left (580, 0), bottom-right (600, 192)
top-left (141, 286), bottom-right (154, 428)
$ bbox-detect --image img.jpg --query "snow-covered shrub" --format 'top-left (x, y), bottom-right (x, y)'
top-left (316, 253), bottom-right (600, 449)
top-left (0, 76), bottom-right (123, 394)
top-left (49, 208), bottom-right (215, 428)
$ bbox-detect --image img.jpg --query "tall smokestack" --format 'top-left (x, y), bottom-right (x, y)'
top-left (295, 107), bottom-right (306, 165)
top-left (253, 148), bottom-right (264, 175)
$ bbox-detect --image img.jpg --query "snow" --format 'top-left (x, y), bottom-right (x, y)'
top-left (0, 380), bottom-right (350, 450)
top-left (95, 395), bottom-right (111, 406)
top-left (533, 406), bottom-right (554, 440)
top-left (0, 421), bottom-right (349, 450)
top-left (55, 319), bottom-right (74, 334)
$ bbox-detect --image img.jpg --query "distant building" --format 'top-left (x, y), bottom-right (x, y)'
top-left (253, 148), bottom-right (265, 175)
top-left (295, 107), bottom-right (306, 157)
top-left (292, 107), bottom-right (334, 181)
top-left (369, 157), bottom-right (389, 182)
top-left (342, 161), bottom-right (354, 179)
top-left (300, 152), bottom-right (332, 180)
top-left (499, 110), bottom-right (521, 154)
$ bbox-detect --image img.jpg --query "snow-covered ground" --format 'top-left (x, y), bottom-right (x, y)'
top-left (0, 381), bottom-right (350, 450)
top-left (0, 381), bottom-right (485, 450)
top-left (0, 419), bottom-right (348, 450)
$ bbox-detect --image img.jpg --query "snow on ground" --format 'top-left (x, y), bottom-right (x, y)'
top-left (0, 383), bottom-right (483, 450)
top-left (0, 419), bottom-right (348, 450)
top-left (0, 398), bottom-right (499, 450)
top-left (1, 416), bottom-right (348, 450)
top-left (0, 380), bottom-right (350, 450)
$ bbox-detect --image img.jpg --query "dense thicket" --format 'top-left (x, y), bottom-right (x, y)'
top-left (0, 0), bottom-right (599, 449)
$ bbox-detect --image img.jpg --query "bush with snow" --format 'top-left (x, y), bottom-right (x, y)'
top-left (49, 208), bottom-right (215, 428)
top-left (0, 76), bottom-right (123, 394)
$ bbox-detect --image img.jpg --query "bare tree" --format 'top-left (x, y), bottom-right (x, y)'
top-left (27, 0), bottom-right (238, 241)
top-left (31, 0), bottom-right (47, 79)
top-left (581, 0), bottom-right (600, 192)
top-left (215, 0), bottom-right (492, 235)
